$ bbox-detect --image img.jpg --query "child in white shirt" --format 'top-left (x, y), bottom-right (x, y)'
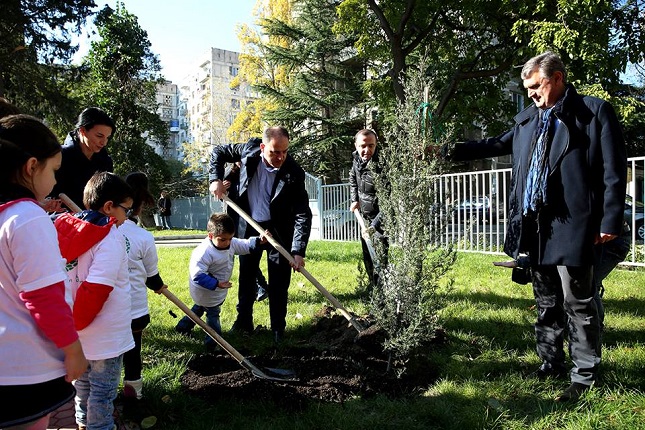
top-left (0, 114), bottom-right (87, 430)
top-left (120, 172), bottom-right (167, 400)
top-left (174, 213), bottom-right (265, 351)
top-left (54, 172), bottom-right (134, 430)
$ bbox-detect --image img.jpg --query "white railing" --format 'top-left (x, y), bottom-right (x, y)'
top-left (312, 156), bottom-right (645, 267)
top-left (171, 158), bottom-right (644, 267)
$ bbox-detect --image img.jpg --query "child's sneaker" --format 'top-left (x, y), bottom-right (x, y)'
top-left (123, 378), bottom-right (143, 400)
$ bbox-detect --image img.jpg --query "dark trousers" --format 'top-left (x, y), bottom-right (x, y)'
top-left (123, 314), bottom-right (150, 381)
top-left (532, 265), bottom-right (601, 385)
top-left (237, 223), bottom-right (292, 333)
top-left (360, 234), bottom-right (388, 288)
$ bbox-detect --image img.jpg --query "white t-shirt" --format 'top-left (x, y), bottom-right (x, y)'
top-left (0, 201), bottom-right (70, 385)
top-left (189, 237), bottom-right (257, 308)
top-left (119, 220), bottom-right (159, 319)
top-left (65, 226), bottom-right (134, 360)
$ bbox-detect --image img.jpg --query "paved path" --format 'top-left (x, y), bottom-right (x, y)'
top-left (154, 234), bottom-right (202, 248)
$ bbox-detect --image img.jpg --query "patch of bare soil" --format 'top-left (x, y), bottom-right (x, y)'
top-left (180, 307), bottom-right (442, 408)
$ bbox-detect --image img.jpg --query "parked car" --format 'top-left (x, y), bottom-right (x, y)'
top-left (624, 195), bottom-right (645, 240)
top-left (454, 196), bottom-right (497, 223)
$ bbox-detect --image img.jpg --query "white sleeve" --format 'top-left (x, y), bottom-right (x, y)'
top-left (189, 242), bottom-right (213, 279)
top-left (11, 209), bottom-right (67, 293)
top-left (141, 233), bottom-right (159, 277)
top-left (86, 228), bottom-right (127, 287)
top-left (230, 237), bottom-right (255, 255)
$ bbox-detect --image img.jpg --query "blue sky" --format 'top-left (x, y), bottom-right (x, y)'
top-left (74, 0), bottom-right (258, 83)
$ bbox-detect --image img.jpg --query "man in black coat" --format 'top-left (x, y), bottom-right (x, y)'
top-left (447, 51), bottom-right (627, 402)
top-left (209, 126), bottom-right (312, 343)
top-left (349, 129), bottom-right (387, 288)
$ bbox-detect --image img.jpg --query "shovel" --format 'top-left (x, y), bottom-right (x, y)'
top-left (352, 209), bottom-right (381, 272)
top-left (58, 193), bottom-right (82, 213)
top-left (161, 288), bottom-right (297, 382)
top-left (223, 195), bottom-right (365, 333)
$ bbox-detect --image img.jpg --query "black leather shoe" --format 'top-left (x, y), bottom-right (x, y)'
top-left (531, 363), bottom-right (568, 380)
top-left (555, 382), bottom-right (591, 402)
top-left (229, 320), bottom-right (254, 334)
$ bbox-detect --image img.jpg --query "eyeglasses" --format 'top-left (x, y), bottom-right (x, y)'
top-left (118, 204), bottom-right (134, 217)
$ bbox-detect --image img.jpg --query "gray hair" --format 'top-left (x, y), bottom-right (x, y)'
top-left (262, 126), bottom-right (289, 145)
top-left (521, 51), bottom-right (567, 83)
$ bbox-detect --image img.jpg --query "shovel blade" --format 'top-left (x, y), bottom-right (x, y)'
top-left (251, 367), bottom-right (298, 382)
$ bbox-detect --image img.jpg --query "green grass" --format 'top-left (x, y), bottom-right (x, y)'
top-left (141, 243), bottom-right (645, 430)
top-left (149, 228), bottom-right (206, 237)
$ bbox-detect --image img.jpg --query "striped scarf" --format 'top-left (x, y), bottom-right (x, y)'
top-left (523, 98), bottom-right (563, 215)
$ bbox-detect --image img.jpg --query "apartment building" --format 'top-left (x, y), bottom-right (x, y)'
top-left (148, 81), bottom-right (183, 160)
top-left (181, 47), bottom-right (256, 159)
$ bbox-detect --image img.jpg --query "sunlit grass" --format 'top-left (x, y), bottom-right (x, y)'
top-left (138, 244), bottom-right (645, 429)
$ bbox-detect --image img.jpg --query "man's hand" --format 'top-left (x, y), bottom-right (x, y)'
top-left (210, 180), bottom-right (226, 199)
top-left (290, 255), bottom-right (305, 272)
top-left (350, 201), bottom-right (359, 212)
top-left (595, 233), bottom-right (617, 244)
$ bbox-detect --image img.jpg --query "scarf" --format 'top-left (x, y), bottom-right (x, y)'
top-left (523, 98), bottom-right (564, 215)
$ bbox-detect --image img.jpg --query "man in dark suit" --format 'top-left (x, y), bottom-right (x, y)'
top-left (447, 51), bottom-right (627, 402)
top-left (209, 126), bottom-right (312, 343)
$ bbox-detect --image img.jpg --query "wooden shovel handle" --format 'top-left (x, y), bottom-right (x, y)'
top-left (223, 195), bottom-right (364, 332)
top-left (58, 193), bottom-right (82, 213)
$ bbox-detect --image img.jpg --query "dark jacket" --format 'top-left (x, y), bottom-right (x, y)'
top-left (450, 84), bottom-right (627, 266)
top-left (51, 133), bottom-right (113, 208)
top-left (158, 196), bottom-right (172, 216)
top-left (349, 150), bottom-right (382, 229)
top-left (209, 138), bottom-right (312, 257)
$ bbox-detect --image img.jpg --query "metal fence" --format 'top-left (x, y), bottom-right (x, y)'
top-left (310, 156), bottom-right (645, 267)
top-left (170, 157), bottom-right (644, 267)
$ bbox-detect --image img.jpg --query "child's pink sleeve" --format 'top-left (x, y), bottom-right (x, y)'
top-left (19, 281), bottom-right (79, 348)
top-left (73, 281), bottom-right (113, 330)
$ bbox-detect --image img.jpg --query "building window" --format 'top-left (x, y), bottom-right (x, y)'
top-left (511, 92), bottom-right (524, 113)
top-left (229, 66), bottom-right (238, 77)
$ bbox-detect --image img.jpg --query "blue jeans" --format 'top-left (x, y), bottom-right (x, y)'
top-left (175, 303), bottom-right (222, 346)
top-left (74, 355), bottom-right (123, 430)
top-left (160, 215), bottom-right (172, 229)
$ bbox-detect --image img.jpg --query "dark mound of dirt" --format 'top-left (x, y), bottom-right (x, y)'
top-left (180, 307), bottom-right (440, 407)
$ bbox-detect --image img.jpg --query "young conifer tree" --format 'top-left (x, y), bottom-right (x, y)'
top-left (370, 57), bottom-right (456, 376)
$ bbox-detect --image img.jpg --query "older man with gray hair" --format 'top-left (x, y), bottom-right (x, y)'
top-left (447, 51), bottom-right (627, 402)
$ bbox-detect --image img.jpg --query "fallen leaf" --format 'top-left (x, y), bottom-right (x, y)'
top-left (141, 416), bottom-right (157, 429)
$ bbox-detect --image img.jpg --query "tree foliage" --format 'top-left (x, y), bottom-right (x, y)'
top-left (370, 57), bottom-right (455, 375)
top-left (0, 0), bottom-right (95, 124)
top-left (334, 0), bottom-right (645, 144)
top-left (228, 0), bottom-right (293, 141)
top-left (257, 0), bottom-right (366, 182)
top-left (77, 3), bottom-right (170, 186)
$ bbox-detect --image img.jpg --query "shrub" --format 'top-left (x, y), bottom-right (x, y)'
top-left (370, 57), bottom-right (456, 376)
